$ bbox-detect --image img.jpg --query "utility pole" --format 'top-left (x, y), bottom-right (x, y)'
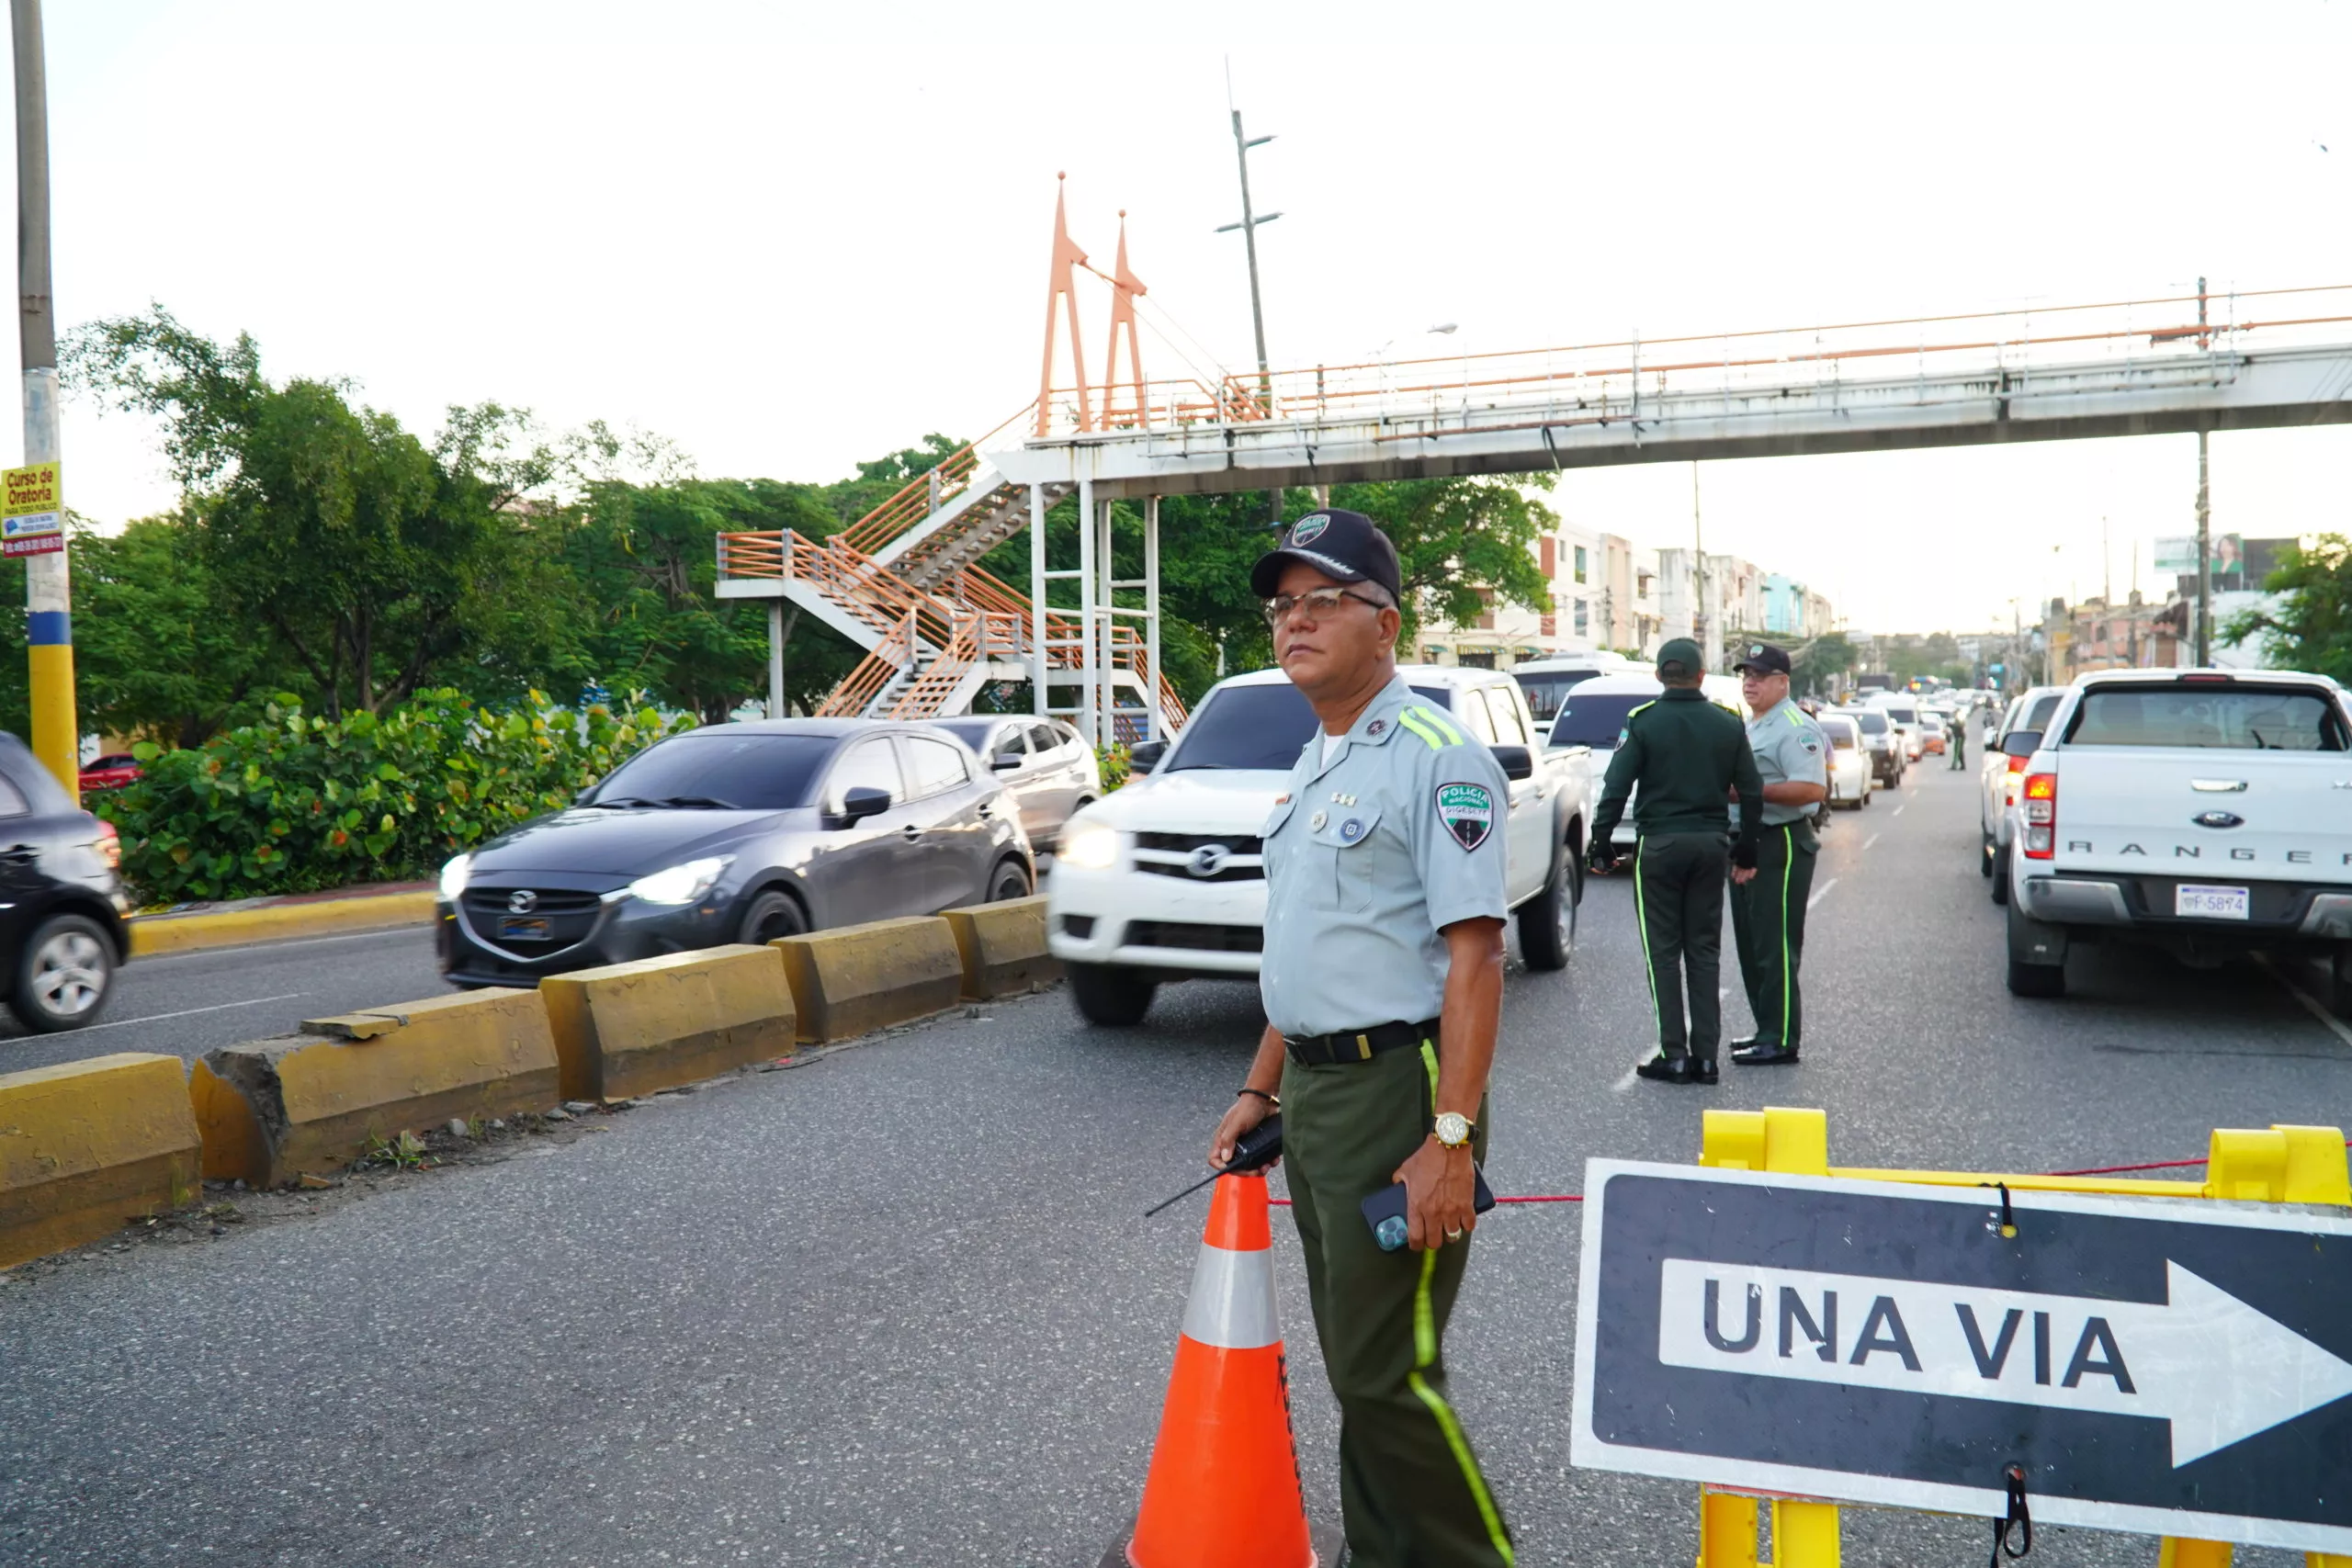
top-left (2194, 276), bottom-right (2212, 666)
top-left (1216, 108), bottom-right (1279, 405)
top-left (1216, 96), bottom-right (1283, 525)
top-left (12, 0), bottom-right (71, 800)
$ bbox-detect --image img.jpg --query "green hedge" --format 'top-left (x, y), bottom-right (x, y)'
top-left (96, 690), bottom-right (694, 905)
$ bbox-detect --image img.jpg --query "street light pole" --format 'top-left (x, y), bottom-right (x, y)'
top-left (2194, 276), bottom-right (2212, 666)
top-left (11, 0), bottom-right (71, 800)
top-left (1217, 109), bottom-right (1279, 404)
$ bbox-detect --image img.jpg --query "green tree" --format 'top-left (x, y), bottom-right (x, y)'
top-left (2222, 534), bottom-right (2352, 681)
top-left (72, 512), bottom-right (282, 747)
top-left (1792, 630), bottom-right (1857, 695)
top-left (67, 310), bottom-right (578, 718)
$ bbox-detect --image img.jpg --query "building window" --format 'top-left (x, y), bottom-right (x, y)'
top-left (1575, 546), bottom-right (1588, 584)
top-left (1574, 598), bottom-right (1589, 635)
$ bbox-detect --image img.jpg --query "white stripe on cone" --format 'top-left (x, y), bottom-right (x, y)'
top-left (1180, 1241), bottom-right (1281, 1350)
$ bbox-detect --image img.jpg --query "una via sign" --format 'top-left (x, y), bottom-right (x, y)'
top-left (1573, 1160), bottom-right (2352, 1555)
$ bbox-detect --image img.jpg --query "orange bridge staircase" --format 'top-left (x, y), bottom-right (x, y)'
top-left (715, 445), bottom-right (1187, 738)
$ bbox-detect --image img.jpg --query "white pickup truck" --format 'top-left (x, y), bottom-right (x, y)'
top-left (1999, 668), bottom-right (2352, 1006)
top-left (1046, 664), bottom-right (1594, 1025)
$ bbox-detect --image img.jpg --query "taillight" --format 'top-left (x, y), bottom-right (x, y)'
top-left (93, 818), bottom-right (121, 872)
top-left (2022, 773), bottom-right (2056, 859)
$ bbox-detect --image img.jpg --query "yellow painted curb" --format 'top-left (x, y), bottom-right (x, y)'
top-left (193, 989), bottom-right (560, 1186)
top-left (541, 944), bottom-right (796, 1102)
top-left (940, 895), bottom-right (1059, 1000)
top-left (771, 916), bottom-right (963, 1043)
top-left (0, 1052), bottom-right (201, 1269)
top-left (129, 890), bottom-right (437, 958)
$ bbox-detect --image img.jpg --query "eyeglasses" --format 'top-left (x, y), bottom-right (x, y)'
top-left (1261, 586), bottom-right (1385, 626)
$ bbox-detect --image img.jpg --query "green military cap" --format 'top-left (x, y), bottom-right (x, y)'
top-left (1655, 637), bottom-right (1704, 678)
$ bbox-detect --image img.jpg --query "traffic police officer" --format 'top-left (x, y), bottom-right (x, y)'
top-left (1727, 642), bottom-right (1828, 1067)
top-left (1949, 702), bottom-right (1969, 771)
top-left (1587, 638), bottom-right (1762, 1085)
top-left (1210, 507), bottom-right (1516, 1568)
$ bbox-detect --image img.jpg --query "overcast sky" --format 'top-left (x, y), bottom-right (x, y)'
top-left (24, 1), bottom-right (2352, 634)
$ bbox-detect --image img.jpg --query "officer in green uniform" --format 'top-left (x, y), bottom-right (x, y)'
top-left (1210, 508), bottom-right (1516, 1568)
top-left (1587, 637), bottom-right (1762, 1086)
top-left (1949, 703), bottom-right (1969, 770)
top-left (1727, 642), bottom-right (1828, 1067)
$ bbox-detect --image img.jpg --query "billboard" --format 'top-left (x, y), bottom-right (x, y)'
top-left (2158, 536), bottom-right (2290, 593)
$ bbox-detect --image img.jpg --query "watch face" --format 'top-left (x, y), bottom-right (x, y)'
top-left (1434, 1112), bottom-right (1471, 1146)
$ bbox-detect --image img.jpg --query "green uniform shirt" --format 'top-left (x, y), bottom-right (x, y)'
top-left (1590, 687), bottom-right (1763, 847)
top-left (1259, 677), bottom-right (1511, 1039)
top-left (1745, 698), bottom-right (1829, 827)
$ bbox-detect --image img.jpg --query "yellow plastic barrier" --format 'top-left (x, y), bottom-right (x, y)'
top-left (939, 895), bottom-right (1059, 1000)
top-left (190, 988), bottom-right (561, 1186)
top-left (540, 944), bottom-right (796, 1102)
top-left (770, 916), bottom-right (963, 1043)
top-left (1690, 1109), bottom-right (2352, 1568)
top-left (0, 1053), bottom-right (200, 1268)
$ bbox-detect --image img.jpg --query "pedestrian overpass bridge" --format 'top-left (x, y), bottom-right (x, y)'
top-left (718, 191), bottom-right (2352, 740)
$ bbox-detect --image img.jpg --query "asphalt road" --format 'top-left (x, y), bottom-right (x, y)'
top-left (0, 922), bottom-right (447, 1077)
top-left (3, 762), bottom-right (2346, 1567)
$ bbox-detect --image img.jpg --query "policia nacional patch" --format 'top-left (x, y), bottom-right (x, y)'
top-left (1435, 783), bottom-right (1495, 851)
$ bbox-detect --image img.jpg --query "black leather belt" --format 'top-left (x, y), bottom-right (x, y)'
top-left (1284, 1017), bottom-right (1441, 1066)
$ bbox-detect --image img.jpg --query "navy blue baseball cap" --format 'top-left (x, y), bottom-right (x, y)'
top-left (1250, 508), bottom-right (1404, 606)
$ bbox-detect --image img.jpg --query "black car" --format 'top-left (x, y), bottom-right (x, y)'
top-left (435, 719), bottom-right (1035, 987)
top-left (0, 732), bottom-right (129, 1032)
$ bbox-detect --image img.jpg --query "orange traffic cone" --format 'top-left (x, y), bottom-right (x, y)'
top-left (1118, 1173), bottom-right (1321, 1568)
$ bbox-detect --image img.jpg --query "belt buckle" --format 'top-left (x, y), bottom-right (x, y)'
top-left (1356, 1032), bottom-right (1373, 1061)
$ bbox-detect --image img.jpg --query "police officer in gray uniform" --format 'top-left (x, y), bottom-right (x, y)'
top-left (1210, 508), bottom-right (1516, 1568)
top-left (1728, 642), bottom-right (1829, 1067)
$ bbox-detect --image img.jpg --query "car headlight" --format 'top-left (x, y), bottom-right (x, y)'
top-left (1059, 822), bottom-right (1119, 870)
top-left (438, 853), bottom-right (471, 902)
top-left (625, 854), bottom-right (736, 906)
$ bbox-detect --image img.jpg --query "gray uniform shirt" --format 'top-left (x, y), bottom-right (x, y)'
top-left (1259, 676), bottom-right (1511, 1039)
top-left (1746, 698), bottom-right (1829, 827)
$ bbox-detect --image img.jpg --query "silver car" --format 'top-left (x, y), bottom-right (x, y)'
top-left (924, 716), bottom-right (1102, 852)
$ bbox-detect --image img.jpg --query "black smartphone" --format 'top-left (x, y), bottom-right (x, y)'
top-left (1361, 1167), bottom-right (1498, 1252)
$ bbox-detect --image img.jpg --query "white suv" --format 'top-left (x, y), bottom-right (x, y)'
top-left (1047, 665), bottom-right (1592, 1025)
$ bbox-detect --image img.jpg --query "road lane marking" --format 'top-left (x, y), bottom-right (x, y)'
top-left (1807, 877), bottom-right (1838, 911)
top-left (67, 991), bottom-right (311, 1034)
top-left (1864, 833), bottom-right (1881, 851)
top-left (1611, 1056), bottom-right (1645, 1092)
top-left (2253, 954), bottom-right (2352, 1050)
top-left (1893, 805), bottom-right (1905, 818)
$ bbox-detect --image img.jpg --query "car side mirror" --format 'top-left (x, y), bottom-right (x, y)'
top-left (1490, 744), bottom-right (1534, 782)
top-left (1127, 739), bottom-right (1168, 775)
top-left (832, 785), bottom-right (892, 827)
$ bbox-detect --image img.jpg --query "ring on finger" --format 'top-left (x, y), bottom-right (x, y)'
top-left (1445, 1227), bottom-right (1465, 1241)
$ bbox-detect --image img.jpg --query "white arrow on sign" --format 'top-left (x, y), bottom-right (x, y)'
top-left (1658, 1258), bottom-right (2352, 1466)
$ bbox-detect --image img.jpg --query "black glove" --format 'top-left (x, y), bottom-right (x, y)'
top-left (1730, 840), bottom-right (1758, 872)
top-left (1586, 843), bottom-right (1619, 877)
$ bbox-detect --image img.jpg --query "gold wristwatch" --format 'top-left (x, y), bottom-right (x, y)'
top-left (1432, 1111), bottom-right (1475, 1150)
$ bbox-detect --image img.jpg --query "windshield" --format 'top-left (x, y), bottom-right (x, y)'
top-left (2064, 686), bottom-right (2351, 750)
top-left (1513, 669), bottom-right (1601, 723)
top-left (1165, 682), bottom-right (1456, 771)
top-left (1846, 710), bottom-right (1889, 734)
top-left (1882, 705), bottom-right (1918, 724)
top-left (1551, 690), bottom-right (1655, 749)
top-left (1820, 718), bottom-right (1858, 749)
top-left (933, 721), bottom-right (995, 751)
top-left (586, 730), bottom-right (840, 809)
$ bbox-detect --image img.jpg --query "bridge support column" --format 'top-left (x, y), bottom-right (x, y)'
top-left (1077, 478), bottom-right (1097, 744)
top-left (1029, 483), bottom-right (1047, 717)
top-left (1145, 495), bottom-right (1162, 742)
top-left (767, 601), bottom-right (786, 719)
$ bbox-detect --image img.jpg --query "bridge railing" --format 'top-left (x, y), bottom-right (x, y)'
top-left (1028, 282), bottom-right (2352, 440)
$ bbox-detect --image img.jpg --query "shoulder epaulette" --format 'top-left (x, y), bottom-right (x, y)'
top-left (1397, 704), bottom-right (1466, 750)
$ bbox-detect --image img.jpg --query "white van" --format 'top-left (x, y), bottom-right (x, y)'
top-left (1510, 651), bottom-right (1647, 729)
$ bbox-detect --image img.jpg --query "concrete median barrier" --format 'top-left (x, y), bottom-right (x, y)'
top-left (941, 895), bottom-right (1059, 999)
top-left (0, 1053), bottom-right (201, 1269)
top-left (190, 989), bottom-right (560, 1187)
top-left (772, 916), bottom-right (963, 1043)
top-left (541, 944), bottom-right (796, 1101)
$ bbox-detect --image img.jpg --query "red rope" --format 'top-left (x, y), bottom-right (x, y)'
top-left (1260, 1137), bottom-right (2352, 1210)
